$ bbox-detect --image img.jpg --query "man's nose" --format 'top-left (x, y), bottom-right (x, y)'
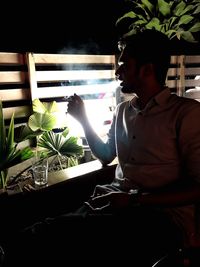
top-left (115, 73), bottom-right (120, 80)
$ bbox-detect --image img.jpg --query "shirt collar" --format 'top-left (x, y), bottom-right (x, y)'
top-left (154, 87), bottom-right (171, 106)
top-left (129, 87), bottom-right (171, 110)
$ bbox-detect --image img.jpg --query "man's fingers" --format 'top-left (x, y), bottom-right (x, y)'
top-left (89, 194), bottom-right (111, 208)
top-left (84, 201), bottom-right (111, 211)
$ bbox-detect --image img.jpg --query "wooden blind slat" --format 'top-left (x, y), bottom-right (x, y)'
top-left (36, 70), bottom-right (116, 82)
top-left (0, 71), bottom-right (27, 83)
top-left (185, 80), bottom-right (200, 87)
top-left (0, 53), bottom-right (25, 65)
top-left (29, 83), bottom-right (116, 99)
top-left (185, 68), bottom-right (200, 76)
top-left (33, 54), bottom-right (116, 65)
top-left (0, 88), bottom-right (30, 101)
top-left (185, 56), bottom-right (200, 64)
top-left (3, 106), bottom-right (32, 120)
top-left (167, 68), bottom-right (180, 76)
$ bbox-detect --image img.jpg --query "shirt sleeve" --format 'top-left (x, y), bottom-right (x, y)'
top-left (84, 110), bottom-right (117, 165)
top-left (178, 103), bottom-right (200, 183)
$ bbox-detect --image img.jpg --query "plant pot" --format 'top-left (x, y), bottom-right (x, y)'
top-left (0, 188), bottom-right (8, 199)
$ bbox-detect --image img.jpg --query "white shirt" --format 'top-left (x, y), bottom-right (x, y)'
top-left (88, 87), bottom-right (200, 246)
top-left (114, 88), bottom-right (200, 191)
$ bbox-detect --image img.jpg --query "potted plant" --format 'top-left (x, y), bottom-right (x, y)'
top-left (116, 0), bottom-right (200, 43)
top-left (27, 98), bottom-right (83, 168)
top-left (9, 99), bottom-right (83, 186)
top-left (0, 101), bottom-right (34, 191)
top-left (38, 128), bottom-right (83, 169)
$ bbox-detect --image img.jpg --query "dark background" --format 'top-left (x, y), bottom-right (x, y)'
top-left (0, 0), bottom-right (199, 55)
top-left (0, 0), bottom-right (126, 54)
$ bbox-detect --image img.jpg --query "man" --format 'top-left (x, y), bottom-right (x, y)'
top-left (67, 29), bottom-right (200, 261)
top-left (68, 30), bottom-right (200, 242)
top-left (4, 29), bottom-right (200, 266)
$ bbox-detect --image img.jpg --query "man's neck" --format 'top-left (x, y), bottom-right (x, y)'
top-left (137, 85), bottom-right (164, 109)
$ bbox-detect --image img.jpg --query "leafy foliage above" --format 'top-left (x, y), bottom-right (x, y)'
top-left (116, 0), bottom-right (200, 43)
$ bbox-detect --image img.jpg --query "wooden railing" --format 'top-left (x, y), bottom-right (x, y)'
top-left (166, 55), bottom-right (200, 97)
top-left (26, 53), bottom-right (116, 100)
top-left (1, 52), bottom-right (200, 124)
top-left (0, 52), bottom-right (117, 128)
top-left (0, 53), bottom-right (31, 125)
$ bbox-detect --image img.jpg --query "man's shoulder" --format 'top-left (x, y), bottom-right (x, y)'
top-left (171, 94), bottom-right (200, 120)
top-left (172, 94), bottom-right (200, 109)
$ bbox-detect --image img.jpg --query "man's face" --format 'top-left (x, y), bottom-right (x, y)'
top-left (115, 49), bottom-right (141, 95)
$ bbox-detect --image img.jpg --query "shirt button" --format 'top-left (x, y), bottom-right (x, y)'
top-left (132, 135), bottom-right (136, 139)
top-left (131, 157), bottom-right (135, 161)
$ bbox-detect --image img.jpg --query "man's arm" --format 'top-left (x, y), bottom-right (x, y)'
top-left (67, 94), bottom-right (116, 164)
top-left (84, 180), bottom-right (200, 212)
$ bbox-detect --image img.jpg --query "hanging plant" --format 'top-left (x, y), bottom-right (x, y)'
top-left (116, 0), bottom-right (200, 43)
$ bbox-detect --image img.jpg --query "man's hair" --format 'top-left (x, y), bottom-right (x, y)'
top-left (118, 29), bottom-right (171, 85)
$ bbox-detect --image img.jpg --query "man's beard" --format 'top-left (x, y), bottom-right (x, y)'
top-left (120, 84), bottom-right (135, 94)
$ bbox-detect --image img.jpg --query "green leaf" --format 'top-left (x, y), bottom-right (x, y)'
top-left (60, 140), bottom-right (83, 157)
top-left (178, 15), bottom-right (194, 25)
top-left (20, 147), bottom-right (34, 161)
top-left (168, 16), bottom-right (178, 28)
top-left (67, 157), bottom-right (79, 167)
top-left (0, 101), bottom-right (6, 163)
top-left (60, 127), bottom-right (69, 138)
top-left (32, 99), bottom-right (47, 114)
top-left (135, 2), bottom-right (151, 18)
top-left (28, 113), bottom-right (57, 132)
top-left (38, 130), bottom-right (83, 162)
top-left (134, 19), bottom-right (147, 25)
top-left (180, 31), bottom-right (197, 42)
top-left (193, 5), bottom-right (200, 14)
top-left (158, 0), bottom-right (171, 17)
top-left (38, 131), bottom-right (63, 153)
top-left (116, 11), bottom-right (137, 25)
top-left (14, 125), bottom-right (41, 142)
top-left (32, 99), bottom-right (59, 114)
top-left (0, 169), bottom-right (8, 189)
top-left (178, 5), bottom-right (196, 16)
top-left (165, 29), bottom-right (177, 39)
top-left (122, 28), bottom-right (139, 38)
top-left (188, 22), bottom-right (200, 32)
top-left (146, 17), bottom-right (162, 31)
top-left (173, 1), bottom-right (186, 17)
top-left (7, 113), bottom-right (15, 156)
top-left (43, 101), bottom-right (59, 113)
top-left (141, 0), bottom-right (154, 14)
top-left (137, 14), bottom-right (148, 22)
top-left (175, 28), bottom-right (184, 40)
top-left (5, 148), bottom-right (20, 165)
